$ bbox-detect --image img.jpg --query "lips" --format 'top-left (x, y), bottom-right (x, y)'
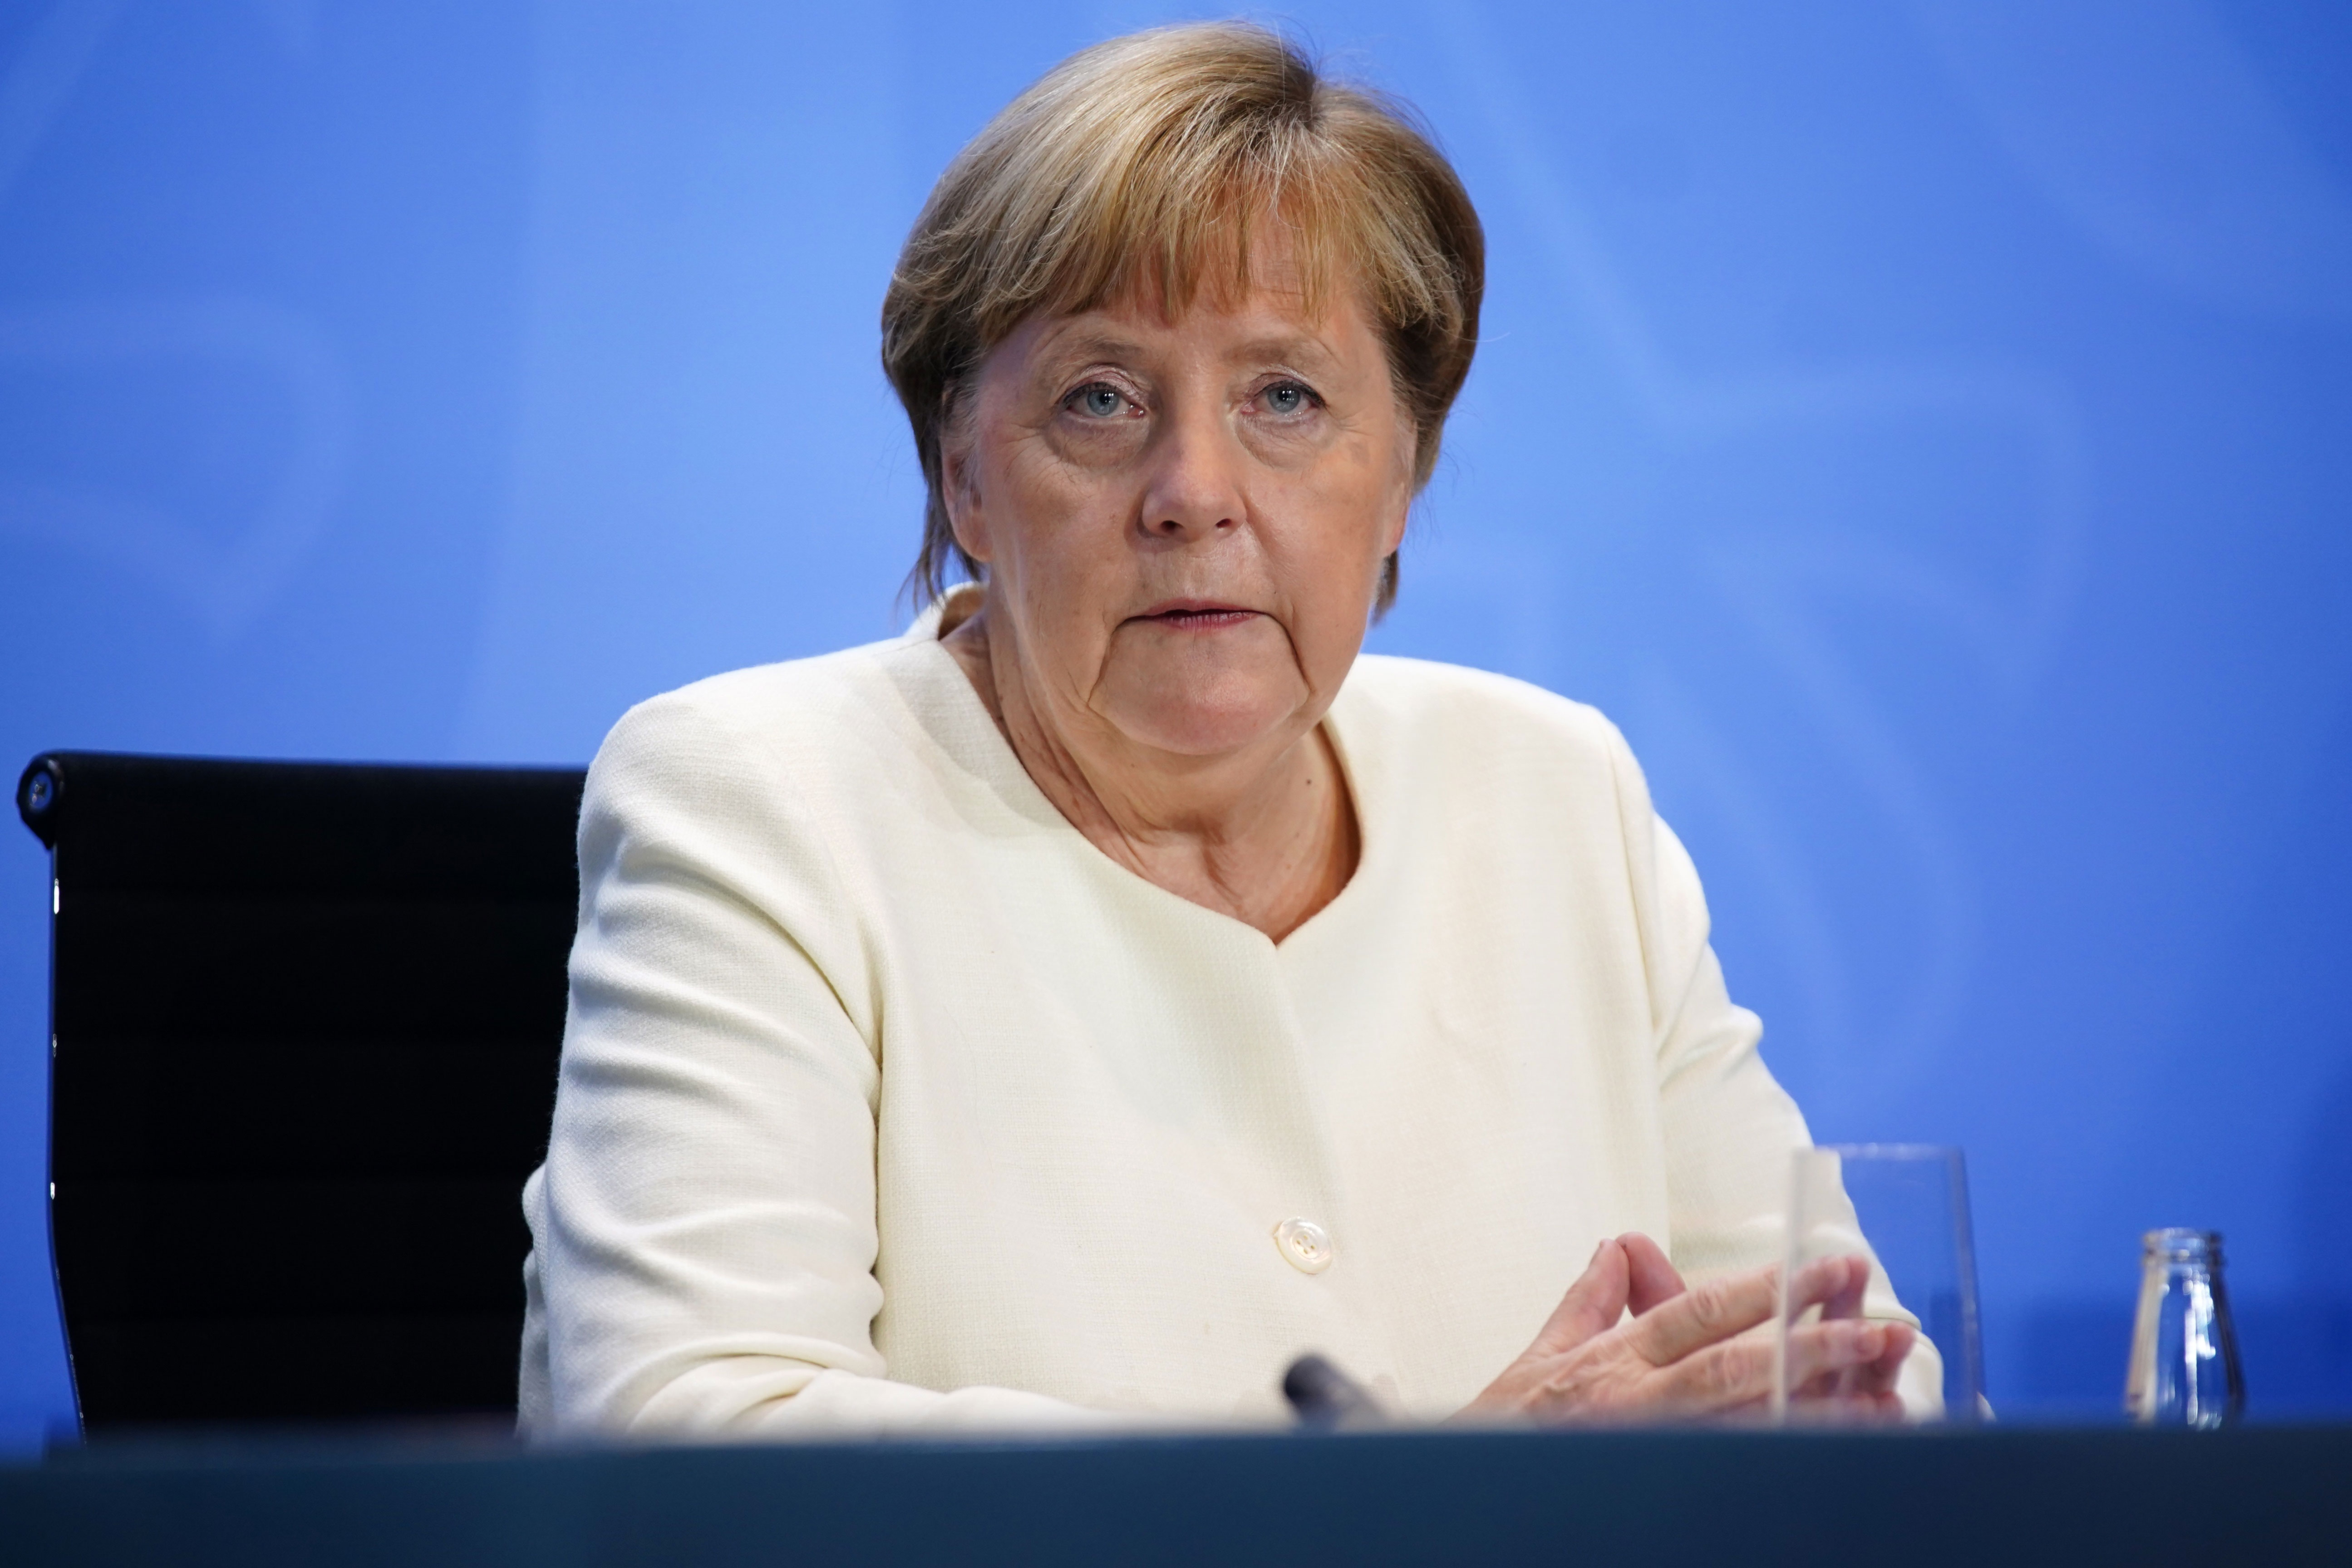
top-left (1133, 599), bottom-right (1260, 629)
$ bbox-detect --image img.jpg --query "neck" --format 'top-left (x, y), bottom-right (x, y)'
top-left (942, 602), bottom-right (1358, 943)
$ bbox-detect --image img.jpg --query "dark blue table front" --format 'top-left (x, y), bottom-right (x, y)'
top-left (5, 1424), bottom-right (2348, 1566)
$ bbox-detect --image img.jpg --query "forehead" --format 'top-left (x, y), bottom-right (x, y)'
top-left (1012, 271), bottom-right (1378, 372)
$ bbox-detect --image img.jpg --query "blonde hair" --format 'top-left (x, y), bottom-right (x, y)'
top-left (881, 21), bottom-right (1484, 614)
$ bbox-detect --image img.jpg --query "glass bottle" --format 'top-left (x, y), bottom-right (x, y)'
top-left (2124, 1228), bottom-right (2244, 1428)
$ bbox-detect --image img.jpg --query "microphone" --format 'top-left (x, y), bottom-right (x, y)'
top-left (1281, 1352), bottom-right (1386, 1430)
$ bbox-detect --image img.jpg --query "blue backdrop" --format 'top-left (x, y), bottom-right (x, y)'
top-left (3, 0), bottom-right (2348, 1440)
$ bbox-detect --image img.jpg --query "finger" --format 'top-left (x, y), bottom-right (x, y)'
top-left (1786, 1259), bottom-right (1885, 1405)
top-left (1530, 1239), bottom-right (1631, 1355)
top-left (1781, 1254), bottom-right (1870, 1322)
top-left (1858, 1391), bottom-right (1906, 1425)
top-left (1779, 1317), bottom-right (1899, 1396)
top-left (1792, 1359), bottom-right (1859, 1403)
top-left (1817, 1255), bottom-right (1871, 1322)
top-left (1650, 1327), bottom-right (1781, 1412)
top-left (1622, 1263), bottom-right (1779, 1367)
top-left (1767, 1318), bottom-right (1899, 1407)
top-left (1810, 1320), bottom-right (1915, 1400)
top-left (1850, 1322), bottom-right (1916, 1395)
top-left (1617, 1233), bottom-right (1687, 1317)
top-left (1624, 1253), bottom-right (1873, 1370)
top-left (1785, 1387), bottom-right (1906, 1426)
top-left (1667, 1318), bottom-right (1895, 1415)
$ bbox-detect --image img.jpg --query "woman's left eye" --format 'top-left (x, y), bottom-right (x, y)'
top-left (1261, 381), bottom-right (1314, 416)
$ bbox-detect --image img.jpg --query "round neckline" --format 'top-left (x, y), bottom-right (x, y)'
top-left (906, 634), bottom-right (1377, 955)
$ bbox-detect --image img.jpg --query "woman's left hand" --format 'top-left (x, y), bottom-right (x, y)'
top-left (1455, 1232), bottom-right (1914, 1424)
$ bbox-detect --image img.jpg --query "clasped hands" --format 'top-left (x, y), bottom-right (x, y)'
top-left (1459, 1232), bottom-right (1914, 1425)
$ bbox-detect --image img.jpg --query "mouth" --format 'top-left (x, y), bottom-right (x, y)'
top-left (1131, 599), bottom-right (1260, 631)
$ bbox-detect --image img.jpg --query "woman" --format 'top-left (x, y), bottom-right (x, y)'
top-left (519, 21), bottom-right (1930, 1433)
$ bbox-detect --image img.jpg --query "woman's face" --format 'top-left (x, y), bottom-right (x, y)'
top-left (944, 257), bottom-right (1417, 762)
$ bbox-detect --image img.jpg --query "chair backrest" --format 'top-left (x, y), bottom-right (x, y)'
top-left (15, 751), bottom-right (583, 1433)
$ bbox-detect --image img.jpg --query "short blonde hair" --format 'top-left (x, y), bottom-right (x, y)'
top-left (881, 22), bottom-right (1484, 614)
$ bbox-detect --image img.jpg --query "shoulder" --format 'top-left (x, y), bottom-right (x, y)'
top-left (1334, 654), bottom-right (1660, 885)
top-left (581, 635), bottom-right (952, 841)
top-left (1340, 657), bottom-right (1709, 1020)
top-left (1337, 654), bottom-right (1639, 784)
top-left (596, 634), bottom-right (941, 773)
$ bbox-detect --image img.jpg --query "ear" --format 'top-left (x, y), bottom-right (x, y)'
top-left (940, 404), bottom-right (991, 565)
top-left (1379, 418), bottom-right (1418, 557)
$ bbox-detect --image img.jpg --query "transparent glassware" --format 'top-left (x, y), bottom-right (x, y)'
top-left (1776, 1144), bottom-right (1986, 1424)
top-left (2124, 1228), bottom-right (2244, 1428)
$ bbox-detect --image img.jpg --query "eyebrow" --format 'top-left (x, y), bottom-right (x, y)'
top-left (1228, 334), bottom-right (1342, 371)
top-left (1042, 331), bottom-right (1150, 365)
top-left (1033, 328), bottom-right (1345, 377)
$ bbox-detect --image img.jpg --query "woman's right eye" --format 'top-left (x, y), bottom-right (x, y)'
top-left (1068, 384), bottom-right (1127, 418)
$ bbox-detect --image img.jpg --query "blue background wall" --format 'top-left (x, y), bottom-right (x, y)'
top-left (3, 0), bottom-right (2347, 1440)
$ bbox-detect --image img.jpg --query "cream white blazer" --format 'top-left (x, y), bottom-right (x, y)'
top-left (519, 613), bottom-right (1930, 1433)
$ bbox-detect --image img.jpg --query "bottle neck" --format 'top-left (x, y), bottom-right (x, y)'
top-left (2143, 1228), bottom-right (2224, 1271)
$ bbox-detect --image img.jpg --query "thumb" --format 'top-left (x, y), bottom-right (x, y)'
top-left (1617, 1231), bottom-right (1688, 1317)
top-left (1531, 1239), bottom-right (1631, 1355)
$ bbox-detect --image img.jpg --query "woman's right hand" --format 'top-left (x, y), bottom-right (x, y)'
top-left (1455, 1232), bottom-right (1913, 1424)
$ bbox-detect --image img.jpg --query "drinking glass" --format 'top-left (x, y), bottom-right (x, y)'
top-left (1776, 1144), bottom-right (1985, 1424)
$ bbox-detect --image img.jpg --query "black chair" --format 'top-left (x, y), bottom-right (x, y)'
top-left (15, 751), bottom-right (583, 1433)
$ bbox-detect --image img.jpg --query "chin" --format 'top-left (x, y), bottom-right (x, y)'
top-left (1097, 639), bottom-right (1319, 757)
top-left (1130, 714), bottom-right (1292, 757)
top-left (1107, 683), bottom-right (1305, 758)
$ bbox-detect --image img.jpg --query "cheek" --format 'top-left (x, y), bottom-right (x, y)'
top-left (986, 443), bottom-right (1144, 675)
top-left (1263, 450), bottom-right (1409, 678)
top-left (974, 440), bottom-right (1073, 580)
top-left (1288, 448), bottom-right (1408, 585)
top-left (1001, 478), bottom-right (1137, 611)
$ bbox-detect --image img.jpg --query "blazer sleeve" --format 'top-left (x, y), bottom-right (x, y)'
top-left (1621, 741), bottom-right (1946, 1419)
top-left (525, 687), bottom-right (1114, 1436)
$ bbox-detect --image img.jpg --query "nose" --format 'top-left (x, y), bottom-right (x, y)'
top-left (1136, 403), bottom-right (1244, 545)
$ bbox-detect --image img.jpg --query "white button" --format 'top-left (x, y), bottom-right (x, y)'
top-left (1274, 1217), bottom-right (1333, 1274)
